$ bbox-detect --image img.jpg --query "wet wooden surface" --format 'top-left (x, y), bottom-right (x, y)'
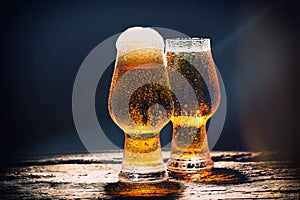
top-left (1, 151), bottom-right (300, 199)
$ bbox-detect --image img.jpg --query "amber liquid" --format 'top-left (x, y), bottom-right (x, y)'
top-left (108, 48), bottom-right (173, 182)
top-left (170, 116), bottom-right (207, 157)
top-left (166, 51), bottom-right (220, 173)
top-left (109, 48), bottom-right (173, 134)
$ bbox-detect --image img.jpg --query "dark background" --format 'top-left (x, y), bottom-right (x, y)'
top-left (1, 0), bottom-right (299, 167)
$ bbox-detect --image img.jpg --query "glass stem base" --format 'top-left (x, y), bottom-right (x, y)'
top-left (118, 132), bottom-right (167, 183)
top-left (167, 157), bottom-right (213, 176)
top-left (118, 170), bottom-right (167, 183)
top-left (167, 123), bottom-right (214, 178)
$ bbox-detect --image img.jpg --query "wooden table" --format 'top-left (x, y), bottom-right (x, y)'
top-left (1, 151), bottom-right (299, 199)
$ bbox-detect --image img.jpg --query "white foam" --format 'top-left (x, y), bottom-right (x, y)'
top-left (116, 27), bottom-right (164, 50)
top-left (166, 38), bottom-right (211, 52)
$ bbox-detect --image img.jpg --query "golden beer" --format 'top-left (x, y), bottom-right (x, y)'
top-left (109, 48), bottom-right (173, 133)
top-left (166, 38), bottom-right (220, 177)
top-left (108, 27), bottom-right (173, 183)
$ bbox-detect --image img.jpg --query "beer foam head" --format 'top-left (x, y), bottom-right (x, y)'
top-left (116, 27), bottom-right (164, 50)
top-left (166, 38), bottom-right (211, 52)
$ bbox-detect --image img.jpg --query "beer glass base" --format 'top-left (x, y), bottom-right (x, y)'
top-left (118, 170), bottom-right (168, 183)
top-left (167, 158), bottom-right (213, 179)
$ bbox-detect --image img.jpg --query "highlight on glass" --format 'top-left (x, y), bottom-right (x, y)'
top-left (108, 27), bottom-right (174, 183)
top-left (165, 38), bottom-right (221, 179)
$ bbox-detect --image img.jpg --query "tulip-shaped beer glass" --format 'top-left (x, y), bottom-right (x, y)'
top-left (166, 38), bottom-right (221, 178)
top-left (108, 27), bottom-right (173, 183)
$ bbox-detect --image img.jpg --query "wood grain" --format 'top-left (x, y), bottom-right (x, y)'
top-left (1, 151), bottom-right (299, 199)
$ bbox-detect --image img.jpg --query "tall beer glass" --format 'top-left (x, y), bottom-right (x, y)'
top-left (166, 38), bottom-right (221, 178)
top-left (108, 27), bottom-right (173, 183)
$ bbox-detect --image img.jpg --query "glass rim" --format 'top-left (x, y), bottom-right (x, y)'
top-left (166, 37), bottom-right (210, 42)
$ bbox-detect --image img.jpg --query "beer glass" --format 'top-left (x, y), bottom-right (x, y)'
top-left (166, 38), bottom-right (221, 178)
top-left (108, 27), bottom-right (173, 183)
